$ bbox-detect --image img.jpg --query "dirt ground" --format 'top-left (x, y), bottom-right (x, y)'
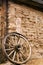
top-left (0, 58), bottom-right (43, 65)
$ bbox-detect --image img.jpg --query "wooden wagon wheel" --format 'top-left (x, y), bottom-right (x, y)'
top-left (2, 32), bottom-right (31, 64)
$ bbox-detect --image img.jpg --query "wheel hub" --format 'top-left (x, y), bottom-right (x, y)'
top-left (15, 45), bottom-right (21, 52)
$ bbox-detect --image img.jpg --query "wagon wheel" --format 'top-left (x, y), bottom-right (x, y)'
top-left (2, 32), bottom-right (31, 64)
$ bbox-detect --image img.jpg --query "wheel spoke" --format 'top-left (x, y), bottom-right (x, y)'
top-left (18, 38), bottom-right (21, 45)
top-left (21, 46), bottom-right (29, 57)
top-left (14, 36), bottom-right (18, 45)
top-left (21, 39), bottom-right (25, 46)
top-left (20, 51), bottom-right (26, 60)
top-left (12, 51), bottom-right (16, 61)
top-left (17, 38), bottom-right (24, 46)
top-left (24, 44), bottom-right (29, 54)
top-left (17, 53), bottom-right (19, 61)
top-left (6, 48), bottom-right (14, 51)
top-left (5, 43), bottom-right (14, 48)
top-left (8, 50), bottom-right (14, 57)
top-left (20, 39), bottom-right (25, 46)
top-left (7, 38), bottom-right (12, 44)
top-left (19, 53), bottom-right (23, 61)
top-left (22, 42), bottom-right (28, 53)
top-left (20, 46), bottom-right (24, 52)
top-left (11, 36), bottom-right (15, 46)
top-left (7, 38), bottom-right (13, 47)
top-left (20, 51), bottom-right (25, 57)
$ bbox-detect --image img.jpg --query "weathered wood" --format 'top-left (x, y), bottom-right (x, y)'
top-left (0, 1), bottom-right (7, 63)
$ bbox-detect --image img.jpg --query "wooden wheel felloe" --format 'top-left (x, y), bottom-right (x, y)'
top-left (2, 32), bottom-right (31, 64)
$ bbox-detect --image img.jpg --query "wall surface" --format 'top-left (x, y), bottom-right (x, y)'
top-left (0, 1), bottom-right (43, 65)
top-left (8, 1), bottom-right (43, 59)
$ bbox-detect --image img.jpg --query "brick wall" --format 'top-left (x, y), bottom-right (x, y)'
top-left (0, 1), bottom-right (43, 62)
top-left (8, 2), bottom-right (43, 59)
